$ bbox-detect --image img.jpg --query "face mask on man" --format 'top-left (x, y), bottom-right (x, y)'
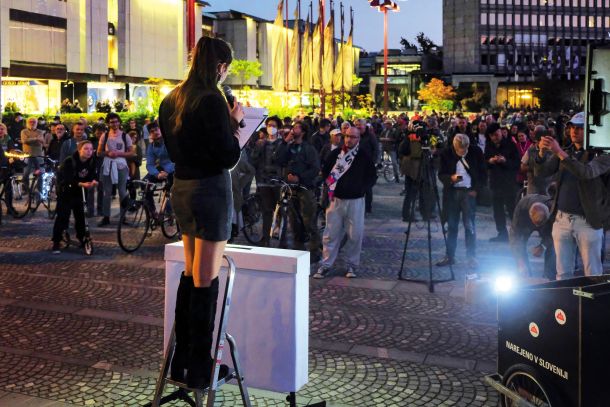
top-left (267, 127), bottom-right (278, 137)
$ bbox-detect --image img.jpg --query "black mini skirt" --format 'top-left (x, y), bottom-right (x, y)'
top-left (171, 170), bottom-right (233, 241)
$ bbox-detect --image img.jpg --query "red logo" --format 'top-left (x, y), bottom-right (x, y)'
top-left (529, 322), bottom-right (540, 338)
top-left (555, 309), bottom-right (567, 325)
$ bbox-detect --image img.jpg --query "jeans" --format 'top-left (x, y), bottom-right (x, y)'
top-left (445, 189), bottom-right (476, 260)
top-left (258, 185), bottom-right (281, 244)
top-left (22, 157), bottom-right (42, 189)
top-left (320, 197), bottom-right (365, 269)
top-left (386, 150), bottom-right (400, 181)
top-left (552, 210), bottom-right (603, 280)
top-left (102, 167), bottom-right (129, 217)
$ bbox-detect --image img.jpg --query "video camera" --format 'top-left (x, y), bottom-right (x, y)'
top-left (412, 120), bottom-right (434, 148)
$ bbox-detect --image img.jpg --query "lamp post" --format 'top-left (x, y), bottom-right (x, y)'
top-left (368, 0), bottom-right (399, 114)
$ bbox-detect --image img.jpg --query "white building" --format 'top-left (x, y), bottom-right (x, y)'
top-left (0, 0), bottom-right (205, 114)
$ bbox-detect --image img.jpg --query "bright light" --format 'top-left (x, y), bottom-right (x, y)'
top-left (494, 275), bottom-right (515, 294)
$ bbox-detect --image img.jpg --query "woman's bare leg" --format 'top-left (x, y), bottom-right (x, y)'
top-left (182, 234), bottom-right (195, 277)
top-left (192, 239), bottom-right (227, 287)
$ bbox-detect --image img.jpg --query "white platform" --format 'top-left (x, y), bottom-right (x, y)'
top-left (164, 242), bottom-right (310, 394)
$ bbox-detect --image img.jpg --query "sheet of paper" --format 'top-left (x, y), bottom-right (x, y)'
top-left (238, 107), bottom-right (268, 149)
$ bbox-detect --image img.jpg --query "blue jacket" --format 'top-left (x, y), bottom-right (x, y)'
top-left (146, 140), bottom-right (175, 177)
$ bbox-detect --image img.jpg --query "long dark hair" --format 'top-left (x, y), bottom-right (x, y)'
top-left (168, 36), bottom-right (234, 134)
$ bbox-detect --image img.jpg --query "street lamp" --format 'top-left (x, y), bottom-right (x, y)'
top-left (368, 0), bottom-right (400, 114)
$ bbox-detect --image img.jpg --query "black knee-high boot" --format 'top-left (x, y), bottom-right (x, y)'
top-left (170, 272), bottom-right (193, 382)
top-left (186, 277), bottom-right (228, 389)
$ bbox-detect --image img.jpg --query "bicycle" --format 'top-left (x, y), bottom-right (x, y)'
top-left (3, 150), bottom-right (30, 218)
top-left (377, 151), bottom-right (398, 183)
top-left (25, 156), bottom-right (59, 219)
top-left (117, 179), bottom-right (179, 253)
top-left (241, 192), bottom-right (264, 245)
top-left (267, 178), bottom-right (321, 250)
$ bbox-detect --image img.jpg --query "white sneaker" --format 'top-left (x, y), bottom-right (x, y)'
top-left (313, 267), bottom-right (330, 279)
top-left (345, 267), bottom-right (357, 279)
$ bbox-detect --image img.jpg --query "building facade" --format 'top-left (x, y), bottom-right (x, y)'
top-left (0, 0), bottom-right (201, 114)
top-left (443, 0), bottom-right (610, 108)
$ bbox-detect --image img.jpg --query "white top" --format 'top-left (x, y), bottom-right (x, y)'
top-left (101, 132), bottom-right (132, 170)
top-left (454, 156), bottom-right (472, 189)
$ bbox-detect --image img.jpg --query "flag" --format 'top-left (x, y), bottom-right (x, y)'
top-left (333, 3), bottom-right (344, 91)
top-left (547, 49), bottom-right (553, 79)
top-left (288, 3), bottom-right (300, 91)
top-left (573, 54), bottom-right (580, 80)
top-left (272, 0), bottom-right (286, 91)
top-left (301, 11), bottom-right (312, 92)
top-left (322, 3), bottom-right (335, 91)
top-left (342, 8), bottom-right (354, 91)
top-left (311, 8), bottom-right (322, 89)
top-left (565, 46), bottom-right (571, 80)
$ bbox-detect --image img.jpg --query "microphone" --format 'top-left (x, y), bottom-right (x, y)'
top-left (223, 85), bottom-right (246, 128)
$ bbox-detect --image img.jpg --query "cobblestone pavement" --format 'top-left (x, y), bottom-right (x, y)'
top-left (1, 179), bottom-right (608, 406)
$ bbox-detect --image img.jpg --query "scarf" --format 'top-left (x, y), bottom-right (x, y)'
top-left (326, 144), bottom-right (359, 201)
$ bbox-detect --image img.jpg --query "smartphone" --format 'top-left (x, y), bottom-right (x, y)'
top-left (456, 176), bottom-right (463, 181)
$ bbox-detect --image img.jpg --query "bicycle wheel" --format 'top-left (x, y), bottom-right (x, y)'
top-left (501, 364), bottom-right (562, 407)
top-left (161, 207), bottom-right (180, 239)
top-left (268, 207), bottom-right (290, 249)
top-left (9, 177), bottom-right (30, 218)
top-left (383, 164), bottom-right (396, 183)
top-left (28, 177), bottom-right (41, 214)
top-left (46, 178), bottom-right (58, 219)
top-left (117, 202), bottom-right (150, 253)
top-left (242, 194), bottom-right (264, 244)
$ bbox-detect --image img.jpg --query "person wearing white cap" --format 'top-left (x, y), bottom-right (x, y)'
top-left (536, 112), bottom-right (610, 280)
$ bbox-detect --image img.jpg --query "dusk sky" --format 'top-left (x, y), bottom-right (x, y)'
top-left (205, 0), bottom-right (443, 53)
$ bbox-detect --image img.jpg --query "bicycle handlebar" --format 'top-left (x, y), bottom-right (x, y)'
top-left (267, 177), bottom-right (309, 191)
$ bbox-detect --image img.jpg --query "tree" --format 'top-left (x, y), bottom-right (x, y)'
top-left (144, 77), bottom-right (172, 115)
top-left (415, 32), bottom-right (439, 55)
top-left (417, 78), bottom-right (456, 111)
top-left (228, 59), bottom-right (263, 97)
top-left (400, 37), bottom-right (417, 53)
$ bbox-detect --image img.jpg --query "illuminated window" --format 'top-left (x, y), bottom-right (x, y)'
top-left (531, 14), bottom-right (538, 25)
top-left (588, 16), bottom-right (595, 27)
top-left (490, 13), bottom-right (496, 24)
top-left (481, 13), bottom-right (488, 24)
top-left (507, 14), bottom-right (513, 25)
top-left (498, 14), bottom-right (504, 25)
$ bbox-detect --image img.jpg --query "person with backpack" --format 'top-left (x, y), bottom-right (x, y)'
top-left (96, 113), bottom-right (135, 226)
top-left (51, 140), bottom-right (98, 254)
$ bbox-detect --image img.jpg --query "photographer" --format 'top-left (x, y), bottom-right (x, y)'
top-left (399, 122), bottom-right (435, 222)
top-left (535, 112), bottom-right (610, 280)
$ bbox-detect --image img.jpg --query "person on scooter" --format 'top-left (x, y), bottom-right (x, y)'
top-left (52, 140), bottom-right (98, 254)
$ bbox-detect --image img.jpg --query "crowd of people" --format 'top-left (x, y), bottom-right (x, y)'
top-left (1, 105), bottom-right (609, 280)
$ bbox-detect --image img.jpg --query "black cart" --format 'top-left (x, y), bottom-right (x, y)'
top-left (485, 276), bottom-right (610, 407)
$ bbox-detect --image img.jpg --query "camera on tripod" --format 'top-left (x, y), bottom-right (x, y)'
top-left (412, 121), bottom-right (433, 148)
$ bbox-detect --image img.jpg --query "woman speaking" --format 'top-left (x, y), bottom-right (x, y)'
top-left (158, 36), bottom-right (244, 388)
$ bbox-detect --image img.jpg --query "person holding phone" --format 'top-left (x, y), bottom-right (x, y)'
top-left (436, 133), bottom-right (486, 268)
top-left (158, 36), bottom-right (243, 388)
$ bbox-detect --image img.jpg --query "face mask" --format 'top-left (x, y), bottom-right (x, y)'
top-left (267, 127), bottom-right (278, 136)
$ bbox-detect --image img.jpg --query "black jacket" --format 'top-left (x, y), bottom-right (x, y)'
top-left (359, 128), bottom-right (380, 163)
top-left (57, 151), bottom-right (97, 196)
top-left (159, 92), bottom-right (240, 179)
top-left (250, 138), bottom-right (282, 183)
top-left (535, 148), bottom-right (610, 230)
top-left (322, 146), bottom-right (377, 199)
top-left (484, 138), bottom-right (520, 190)
top-left (438, 145), bottom-right (486, 192)
top-left (310, 131), bottom-right (329, 153)
top-left (274, 140), bottom-right (320, 189)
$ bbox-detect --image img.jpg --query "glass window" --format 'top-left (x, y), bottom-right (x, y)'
top-left (524, 14), bottom-right (529, 25)
top-left (589, 16), bottom-right (595, 27)
top-left (515, 14), bottom-right (521, 25)
top-left (499, 14), bottom-right (504, 25)
top-left (524, 0), bottom-right (529, 4)
top-left (540, 14), bottom-right (546, 26)
top-left (481, 13), bottom-right (488, 24)
top-left (507, 14), bottom-right (513, 25)
top-left (548, 14), bottom-right (554, 27)
top-left (532, 14), bottom-right (538, 25)
top-left (564, 15), bottom-right (570, 27)
top-left (490, 13), bottom-right (496, 24)
top-left (596, 16), bottom-right (601, 28)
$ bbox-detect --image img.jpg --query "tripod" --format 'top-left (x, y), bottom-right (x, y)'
top-left (398, 147), bottom-right (455, 293)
